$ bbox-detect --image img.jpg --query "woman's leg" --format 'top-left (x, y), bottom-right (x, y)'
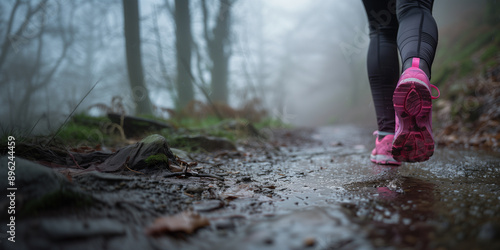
top-left (392, 0), bottom-right (439, 162)
top-left (362, 0), bottom-right (400, 134)
top-left (397, 0), bottom-right (438, 78)
top-left (363, 0), bottom-right (402, 165)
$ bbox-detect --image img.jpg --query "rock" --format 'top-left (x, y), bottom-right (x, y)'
top-left (146, 211), bottom-right (210, 235)
top-left (0, 157), bottom-right (90, 214)
top-left (107, 113), bottom-right (173, 138)
top-left (40, 218), bottom-right (125, 240)
top-left (478, 222), bottom-right (498, 241)
top-left (95, 134), bottom-right (177, 171)
top-left (0, 157), bottom-right (67, 200)
top-left (171, 148), bottom-right (191, 160)
top-left (193, 200), bottom-right (224, 212)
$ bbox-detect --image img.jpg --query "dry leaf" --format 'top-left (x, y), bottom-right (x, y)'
top-left (146, 211), bottom-right (210, 236)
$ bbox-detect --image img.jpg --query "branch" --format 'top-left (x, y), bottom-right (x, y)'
top-left (46, 80), bottom-right (101, 147)
top-left (0, 0), bottom-right (21, 70)
top-left (180, 58), bottom-right (223, 120)
top-left (0, 0), bottom-right (50, 71)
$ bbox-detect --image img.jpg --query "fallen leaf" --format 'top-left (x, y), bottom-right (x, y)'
top-left (146, 211), bottom-right (210, 236)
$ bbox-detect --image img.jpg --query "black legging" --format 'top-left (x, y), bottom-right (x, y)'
top-left (362, 0), bottom-right (438, 133)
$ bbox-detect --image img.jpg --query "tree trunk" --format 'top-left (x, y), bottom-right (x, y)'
top-left (175, 0), bottom-right (194, 110)
top-left (122, 0), bottom-right (153, 115)
top-left (204, 0), bottom-right (232, 104)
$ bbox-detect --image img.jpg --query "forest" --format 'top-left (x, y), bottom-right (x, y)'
top-left (0, 0), bottom-right (497, 138)
top-left (1, 0), bottom-right (500, 249)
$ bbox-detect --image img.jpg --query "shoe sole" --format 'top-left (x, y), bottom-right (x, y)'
top-left (370, 154), bottom-right (401, 165)
top-left (392, 78), bottom-right (434, 162)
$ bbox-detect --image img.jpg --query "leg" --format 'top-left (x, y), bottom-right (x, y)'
top-left (363, 0), bottom-right (401, 165)
top-left (397, 0), bottom-right (438, 78)
top-left (392, 0), bottom-right (440, 162)
top-left (362, 0), bottom-right (399, 134)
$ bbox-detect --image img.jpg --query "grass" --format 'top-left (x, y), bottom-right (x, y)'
top-left (480, 44), bottom-right (499, 62)
top-left (18, 109), bottom-right (290, 151)
top-left (433, 18), bottom-right (500, 94)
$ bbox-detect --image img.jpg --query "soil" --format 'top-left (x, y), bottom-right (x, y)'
top-left (1, 125), bottom-right (500, 250)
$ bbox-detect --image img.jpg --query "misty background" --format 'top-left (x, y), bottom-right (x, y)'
top-left (0, 0), bottom-right (490, 134)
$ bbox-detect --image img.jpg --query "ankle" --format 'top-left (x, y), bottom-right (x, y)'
top-left (402, 58), bottom-right (431, 79)
top-left (376, 131), bottom-right (395, 140)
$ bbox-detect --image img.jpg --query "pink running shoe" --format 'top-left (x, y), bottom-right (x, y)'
top-left (392, 58), bottom-right (440, 162)
top-left (370, 131), bottom-right (401, 165)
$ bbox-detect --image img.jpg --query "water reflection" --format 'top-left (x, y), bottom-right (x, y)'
top-left (343, 164), bottom-right (438, 248)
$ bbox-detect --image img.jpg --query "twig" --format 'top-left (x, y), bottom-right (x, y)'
top-left (46, 80), bottom-right (100, 147)
top-left (66, 149), bottom-right (84, 170)
top-left (27, 113), bottom-right (45, 137)
top-left (125, 164), bottom-right (144, 175)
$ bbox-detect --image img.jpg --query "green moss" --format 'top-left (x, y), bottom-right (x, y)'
top-left (21, 188), bottom-right (93, 216)
top-left (55, 113), bottom-right (116, 146)
top-left (254, 118), bottom-right (290, 129)
top-left (72, 113), bottom-right (111, 125)
top-left (207, 130), bottom-right (236, 142)
top-left (145, 153), bottom-right (168, 166)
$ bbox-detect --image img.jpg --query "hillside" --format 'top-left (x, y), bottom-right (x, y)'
top-left (433, 2), bottom-right (500, 150)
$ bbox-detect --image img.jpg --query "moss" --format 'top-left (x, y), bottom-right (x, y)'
top-left (21, 188), bottom-right (93, 216)
top-left (169, 116), bottom-right (223, 129)
top-left (57, 123), bottom-right (101, 142)
top-left (72, 113), bottom-right (111, 125)
top-left (255, 118), bottom-right (291, 129)
top-left (145, 153), bottom-right (169, 166)
top-left (55, 113), bottom-right (119, 146)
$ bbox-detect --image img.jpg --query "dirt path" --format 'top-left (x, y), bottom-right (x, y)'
top-left (2, 126), bottom-right (500, 249)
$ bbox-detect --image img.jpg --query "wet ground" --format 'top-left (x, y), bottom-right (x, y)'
top-left (2, 125), bottom-right (500, 249)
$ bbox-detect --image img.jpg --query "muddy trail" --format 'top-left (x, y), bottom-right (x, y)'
top-left (2, 125), bottom-right (500, 250)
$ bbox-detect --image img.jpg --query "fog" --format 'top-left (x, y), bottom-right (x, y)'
top-left (0, 0), bottom-right (489, 134)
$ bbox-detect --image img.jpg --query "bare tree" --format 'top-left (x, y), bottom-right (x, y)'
top-left (174, 0), bottom-right (194, 110)
top-left (0, 0), bottom-right (75, 126)
top-left (202, 0), bottom-right (233, 104)
top-left (122, 0), bottom-right (153, 115)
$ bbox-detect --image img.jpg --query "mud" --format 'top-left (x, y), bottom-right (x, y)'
top-left (1, 125), bottom-right (500, 249)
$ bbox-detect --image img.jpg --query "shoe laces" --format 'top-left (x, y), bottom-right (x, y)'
top-left (430, 84), bottom-right (440, 99)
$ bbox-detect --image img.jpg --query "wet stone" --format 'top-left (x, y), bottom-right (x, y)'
top-left (0, 157), bottom-right (69, 201)
top-left (193, 199), bottom-right (224, 212)
top-left (40, 218), bottom-right (125, 240)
